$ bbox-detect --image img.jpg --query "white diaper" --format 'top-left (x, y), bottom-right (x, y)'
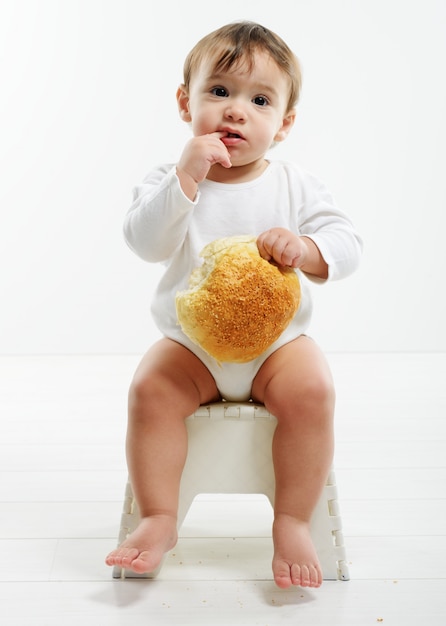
top-left (175, 324), bottom-right (302, 401)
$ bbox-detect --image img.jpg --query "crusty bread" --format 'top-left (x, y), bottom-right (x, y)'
top-left (175, 235), bottom-right (301, 363)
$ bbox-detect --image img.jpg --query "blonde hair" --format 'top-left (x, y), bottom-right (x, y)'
top-left (182, 21), bottom-right (302, 112)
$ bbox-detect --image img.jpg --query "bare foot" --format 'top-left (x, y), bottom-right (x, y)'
top-left (105, 514), bottom-right (178, 574)
top-left (272, 514), bottom-right (323, 589)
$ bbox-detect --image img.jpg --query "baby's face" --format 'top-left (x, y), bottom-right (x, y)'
top-left (183, 51), bottom-right (295, 167)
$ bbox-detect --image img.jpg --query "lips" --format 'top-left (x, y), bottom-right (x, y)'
top-left (220, 130), bottom-right (244, 146)
top-left (220, 128), bottom-right (244, 139)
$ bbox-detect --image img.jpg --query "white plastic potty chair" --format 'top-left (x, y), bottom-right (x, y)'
top-left (112, 402), bottom-right (350, 581)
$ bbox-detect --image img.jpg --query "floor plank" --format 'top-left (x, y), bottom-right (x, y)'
top-left (0, 580), bottom-right (445, 626)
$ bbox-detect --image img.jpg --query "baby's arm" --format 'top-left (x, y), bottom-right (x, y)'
top-left (257, 228), bottom-right (328, 279)
top-left (123, 132), bottom-right (231, 263)
top-left (176, 132), bottom-right (232, 200)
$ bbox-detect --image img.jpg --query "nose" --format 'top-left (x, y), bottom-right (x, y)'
top-left (224, 100), bottom-right (247, 122)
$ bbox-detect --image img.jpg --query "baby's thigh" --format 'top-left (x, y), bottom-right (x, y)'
top-left (130, 338), bottom-right (220, 407)
top-left (252, 336), bottom-right (335, 407)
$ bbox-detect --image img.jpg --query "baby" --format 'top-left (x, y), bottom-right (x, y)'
top-left (106, 20), bottom-right (362, 589)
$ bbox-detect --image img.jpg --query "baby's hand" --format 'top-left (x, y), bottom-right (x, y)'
top-left (257, 228), bottom-right (308, 268)
top-left (177, 132), bottom-right (231, 188)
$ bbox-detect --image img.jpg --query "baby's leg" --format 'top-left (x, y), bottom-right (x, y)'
top-left (252, 336), bottom-right (335, 589)
top-left (105, 338), bottom-right (220, 574)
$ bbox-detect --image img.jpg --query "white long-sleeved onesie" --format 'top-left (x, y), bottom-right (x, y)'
top-left (124, 160), bottom-right (363, 399)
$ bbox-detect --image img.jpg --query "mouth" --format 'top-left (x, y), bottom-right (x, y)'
top-left (220, 130), bottom-right (244, 146)
top-left (220, 128), bottom-right (244, 139)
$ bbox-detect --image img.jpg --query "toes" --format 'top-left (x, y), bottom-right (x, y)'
top-left (120, 548), bottom-right (141, 568)
top-left (105, 549), bottom-right (121, 566)
top-left (274, 575), bottom-right (292, 589)
top-left (290, 562), bottom-right (303, 586)
top-left (130, 550), bottom-right (159, 573)
top-left (273, 560), bottom-right (293, 589)
top-left (105, 548), bottom-right (159, 573)
top-left (311, 564), bottom-right (323, 588)
top-left (105, 547), bottom-right (140, 567)
top-left (105, 549), bottom-right (127, 565)
top-left (290, 563), bottom-right (322, 588)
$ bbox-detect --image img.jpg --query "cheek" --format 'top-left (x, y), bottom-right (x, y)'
top-left (191, 105), bottom-right (216, 133)
top-left (191, 116), bottom-right (209, 136)
top-left (257, 118), bottom-right (282, 144)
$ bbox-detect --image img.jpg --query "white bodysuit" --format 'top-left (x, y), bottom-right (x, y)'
top-left (124, 160), bottom-right (363, 400)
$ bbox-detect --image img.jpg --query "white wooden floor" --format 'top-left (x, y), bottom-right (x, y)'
top-left (0, 353), bottom-right (445, 625)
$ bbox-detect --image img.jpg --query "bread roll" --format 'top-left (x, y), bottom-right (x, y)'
top-left (175, 235), bottom-right (301, 363)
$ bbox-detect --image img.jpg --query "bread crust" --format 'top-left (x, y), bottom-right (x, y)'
top-left (176, 235), bottom-right (301, 363)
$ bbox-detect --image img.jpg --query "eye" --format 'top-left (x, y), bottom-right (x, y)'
top-left (211, 86), bottom-right (228, 98)
top-left (253, 95), bottom-right (269, 107)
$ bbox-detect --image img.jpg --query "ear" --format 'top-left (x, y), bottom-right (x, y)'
top-left (176, 84), bottom-right (192, 122)
top-left (274, 109), bottom-right (296, 143)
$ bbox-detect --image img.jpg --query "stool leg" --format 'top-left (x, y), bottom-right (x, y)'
top-left (112, 480), bottom-right (135, 579)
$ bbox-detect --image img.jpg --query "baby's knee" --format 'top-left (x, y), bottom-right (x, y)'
top-left (128, 369), bottom-right (170, 412)
top-left (304, 371), bottom-right (335, 404)
top-left (278, 372), bottom-right (335, 420)
top-left (128, 372), bottom-right (150, 416)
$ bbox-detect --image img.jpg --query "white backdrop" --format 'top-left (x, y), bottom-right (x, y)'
top-left (1, 0), bottom-right (445, 354)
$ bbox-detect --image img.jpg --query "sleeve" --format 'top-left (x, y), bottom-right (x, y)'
top-left (123, 165), bottom-right (199, 263)
top-left (296, 169), bottom-right (363, 282)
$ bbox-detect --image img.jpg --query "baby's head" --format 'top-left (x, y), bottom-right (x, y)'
top-left (182, 21), bottom-right (302, 114)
